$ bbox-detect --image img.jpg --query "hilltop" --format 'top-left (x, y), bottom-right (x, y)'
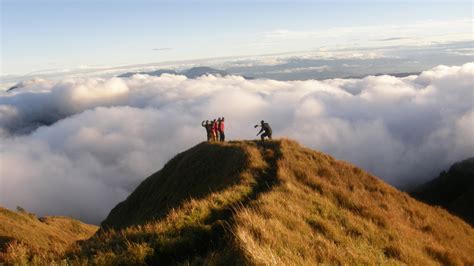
top-left (412, 157), bottom-right (474, 226)
top-left (87, 140), bottom-right (474, 265)
top-left (3, 139), bottom-right (474, 265)
top-left (0, 206), bottom-right (97, 263)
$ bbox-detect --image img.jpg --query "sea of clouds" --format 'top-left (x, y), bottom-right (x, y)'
top-left (1, 63), bottom-right (473, 224)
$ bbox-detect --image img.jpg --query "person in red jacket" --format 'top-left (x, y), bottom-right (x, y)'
top-left (218, 117), bottom-right (225, 141)
top-left (211, 119), bottom-right (219, 141)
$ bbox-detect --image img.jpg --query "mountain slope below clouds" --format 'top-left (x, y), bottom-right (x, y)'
top-left (411, 157), bottom-right (474, 226)
top-left (78, 139), bottom-right (474, 265)
top-left (0, 207), bottom-right (97, 263)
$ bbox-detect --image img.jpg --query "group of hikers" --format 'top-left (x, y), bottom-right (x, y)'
top-left (201, 118), bottom-right (272, 142)
top-left (201, 118), bottom-right (226, 142)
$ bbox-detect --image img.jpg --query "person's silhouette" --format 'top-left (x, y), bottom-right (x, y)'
top-left (201, 120), bottom-right (211, 141)
top-left (255, 120), bottom-right (272, 141)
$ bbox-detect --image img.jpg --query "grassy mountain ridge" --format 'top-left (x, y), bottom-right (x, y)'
top-left (0, 206), bottom-right (97, 263)
top-left (101, 141), bottom-right (253, 229)
top-left (77, 139), bottom-right (474, 265)
top-left (2, 139), bottom-right (473, 265)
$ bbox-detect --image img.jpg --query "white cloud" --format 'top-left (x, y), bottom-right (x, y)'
top-left (0, 63), bottom-right (473, 223)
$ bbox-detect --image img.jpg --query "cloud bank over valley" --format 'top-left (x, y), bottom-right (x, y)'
top-left (0, 63), bottom-right (473, 223)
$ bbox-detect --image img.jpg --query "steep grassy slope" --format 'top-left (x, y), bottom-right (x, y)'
top-left (101, 142), bottom-right (253, 229)
top-left (412, 157), bottom-right (474, 226)
top-left (0, 207), bottom-right (97, 263)
top-left (3, 139), bottom-right (473, 265)
top-left (231, 141), bottom-right (474, 265)
top-left (70, 139), bottom-right (474, 265)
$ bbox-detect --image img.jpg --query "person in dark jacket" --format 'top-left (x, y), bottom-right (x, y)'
top-left (201, 120), bottom-right (211, 141)
top-left (218, 117), bottom-right (225, 141)
top-left (255, 120), bottom-right (272, 141)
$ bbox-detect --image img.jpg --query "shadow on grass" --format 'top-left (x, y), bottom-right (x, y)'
top-left (150, 141), bottom-right (282, 264)
top-left (101, 141), bottom-right (257, 230)
top-left (0, 236), bottom-right (16, 252)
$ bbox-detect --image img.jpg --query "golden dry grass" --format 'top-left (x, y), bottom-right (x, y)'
top-left (232, 140), bottom-right (474, 265)
top-left (0, 207), bottom-right (98, 264)
top-left (2, 139), bottom-right (473, 265)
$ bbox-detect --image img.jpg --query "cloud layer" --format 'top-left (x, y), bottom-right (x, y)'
top-left (1, 63), bottom-right (473, 224)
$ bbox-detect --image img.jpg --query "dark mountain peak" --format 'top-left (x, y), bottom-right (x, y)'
top-left (6, 84), bottom-right (20, 92)
top-left (411, 157), bottom-right (474, 225)
top-left (118, 69), bottom-right (178, 78)
top-left (117, 66), bottom-right (230, 79)
top-left (181, 66), bottom-right (229, 78)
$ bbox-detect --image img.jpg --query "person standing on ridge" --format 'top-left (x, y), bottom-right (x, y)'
top-left (212, 119), bottom-right (219, 141)
top-left (218, 117), bottom-right (225, 141)
top-left (201, 120), bottom-right (211, 141)
top-left (255, 120), bottom-right (272, 141)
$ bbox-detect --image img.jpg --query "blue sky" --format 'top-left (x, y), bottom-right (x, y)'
top-left (1, 0), bottom-right (472, 75)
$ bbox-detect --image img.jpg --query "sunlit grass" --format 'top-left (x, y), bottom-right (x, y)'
top-left (2, 139), bottom-right (473, 265)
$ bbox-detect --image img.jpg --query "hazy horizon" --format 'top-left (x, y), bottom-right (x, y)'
top-left (2, 0), bottom-right (472, 76)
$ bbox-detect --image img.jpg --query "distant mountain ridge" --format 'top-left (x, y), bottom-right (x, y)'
top-left (411, 157), bottom-right (474, 226)
top-left (118, 66), bottom-right (229, 78)
top-left (182, 66), bottom-right (229, 78)
top-left (118, 69), bottom-right (178, 78)
top-left (343, 72), bottom-right (421, 79)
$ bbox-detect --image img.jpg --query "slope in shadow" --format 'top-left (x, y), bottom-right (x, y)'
top-left (411, 157), bottom-right (474, 226)
top-left (147, 141), bottom-right (282, 264)
top-left (92, 141), bottom-right (283, 264)
top-left (102, 142), bottom-right (252, 229)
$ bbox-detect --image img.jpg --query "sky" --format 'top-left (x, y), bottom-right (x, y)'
top-left (1, 0), bottom-right (473, 75)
